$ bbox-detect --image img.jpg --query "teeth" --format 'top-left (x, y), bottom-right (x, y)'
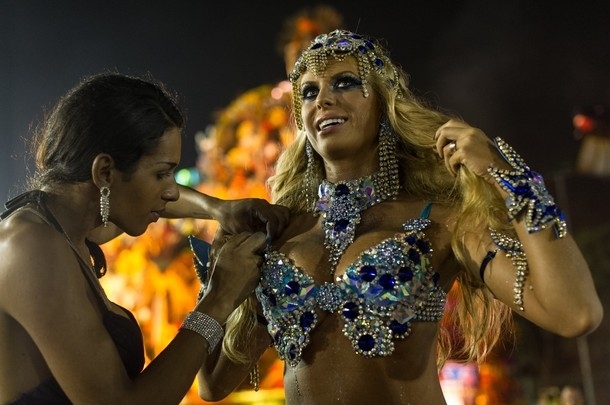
top-left (319, 118), bottom-right (345, 129)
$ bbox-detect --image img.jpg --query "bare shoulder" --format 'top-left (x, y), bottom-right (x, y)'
top-left (0, 210), bottom-right (83, 315)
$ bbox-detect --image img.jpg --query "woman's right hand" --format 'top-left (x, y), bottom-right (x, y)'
top-left (199, 231), bottom-right (266, 317)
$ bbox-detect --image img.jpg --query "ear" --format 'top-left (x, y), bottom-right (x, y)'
top-left (91, 153), bottom-right (115, 188)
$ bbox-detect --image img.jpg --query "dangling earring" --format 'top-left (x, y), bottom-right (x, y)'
top-left (304, 138), bottom-right (319, 212)
top-left (100, 186), bottom-right (110, 227)
top-left (376, 118), bottom-right (401, 200)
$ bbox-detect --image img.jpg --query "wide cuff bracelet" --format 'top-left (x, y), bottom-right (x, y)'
top-left (488, 137), bottom-right (567, 238)
top-left (180, 311), bottom-right (224, 354)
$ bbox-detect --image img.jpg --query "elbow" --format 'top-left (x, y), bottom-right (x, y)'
top-left (556, 299), bottom-right (604, 338)
top-left (198, 385), bottom-right (233, 403)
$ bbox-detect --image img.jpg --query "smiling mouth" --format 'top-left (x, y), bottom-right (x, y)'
top-left (318, 118), bottom-right (346, 130)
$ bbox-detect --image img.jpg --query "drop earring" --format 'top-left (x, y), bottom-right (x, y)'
top-left (100, 186), bottom-right (110, 227)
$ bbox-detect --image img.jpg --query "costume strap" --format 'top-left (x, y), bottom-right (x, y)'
top-left (419, 202), bottom-right (433, 219)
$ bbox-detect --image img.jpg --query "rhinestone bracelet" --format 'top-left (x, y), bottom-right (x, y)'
top-left (490, 228), bottom-right (528, 311)
top-left (180, 311), bottom-right (224, 353)
top-left (488, 137), bottom-right (567, 238)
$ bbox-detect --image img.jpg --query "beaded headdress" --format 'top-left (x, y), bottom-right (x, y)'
top-left (289, 29), bottom-right (402, 130)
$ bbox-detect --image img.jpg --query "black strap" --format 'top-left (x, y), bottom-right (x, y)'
top-left (479, 249), bottom-right (498, 283)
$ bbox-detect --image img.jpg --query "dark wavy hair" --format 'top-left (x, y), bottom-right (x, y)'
top-left (30, 72), bottom-right (184, 188)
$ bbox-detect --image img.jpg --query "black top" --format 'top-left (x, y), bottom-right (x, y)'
top-left (2, 190), bottom-right (145, 404)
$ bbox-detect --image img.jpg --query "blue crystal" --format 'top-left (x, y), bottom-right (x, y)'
top-left (285, 280), bottom-right (300, 295)
top-left (268, 293), bottom-right (277, 307)
top-left (335, 184), bottom-right (349, 196)
top-left (300, 311), bottom-right (315, 328)
top-left (334, 218), bottom-right (349, 232)
top-left (515, 184), bottom-right (532, 197)
top-left (433, 272), bottom-right (440, 285)
top-left (416, 239), bottom-right (430, 253)
top-left (358, 45), bottom-right (367, 54)
top-left (405, 234), bottom-right (417, 244)
top-left (398, 266), bottom-right (413, 281)
top-left (287, 343), bottom-right (298, 360)
top-left (379, 273), bottom-right (396, 290)
top-left (311, 43), bottom-right (323, 50)
top-left (408, 248), bottom-right (420, 262)
top-left (500, 179), bottom-right (516, 192)
top-left (342, 302), bottom-right (359, 320)
top-left (390, 320), bottom-right (408, 335)
top-left (358, 334), bottom-right (375, 351)
top-left (336, 39), bottom-right (351, 51)
top-left (359, 265), bottom-right (377, 281)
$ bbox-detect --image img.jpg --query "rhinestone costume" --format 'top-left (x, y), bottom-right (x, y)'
top-left (255, 216), bottom-right (446, 368)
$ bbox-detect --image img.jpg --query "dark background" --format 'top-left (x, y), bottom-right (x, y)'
top-left (2, 0), bottom-right (609, 203)
top-left (1, 1), bottom-right (610, 402)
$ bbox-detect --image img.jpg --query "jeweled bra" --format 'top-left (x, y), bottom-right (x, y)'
top-left (255, 211), bottom-right (446, 368)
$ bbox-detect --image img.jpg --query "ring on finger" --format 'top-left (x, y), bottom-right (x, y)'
top-left (448, 140), bottom-right (457, 154)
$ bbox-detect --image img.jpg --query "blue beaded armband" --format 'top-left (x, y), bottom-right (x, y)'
top-left (488, 137), bottom-right (567, 238)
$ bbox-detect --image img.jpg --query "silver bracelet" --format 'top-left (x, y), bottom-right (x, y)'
top-left (488, 137), bottom-right (567, 238)
top-left (180, 311), bottom-right (224, 353)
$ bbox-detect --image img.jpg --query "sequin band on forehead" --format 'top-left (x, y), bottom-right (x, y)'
top-left (289, 29), bottom-right (401, 130)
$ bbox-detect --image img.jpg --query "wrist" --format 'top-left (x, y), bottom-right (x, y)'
top-left (180, 311), bottom-right (224, 353)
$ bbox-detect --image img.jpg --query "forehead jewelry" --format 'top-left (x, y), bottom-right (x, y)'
top-left (289, 29), bottom-right (402, 130)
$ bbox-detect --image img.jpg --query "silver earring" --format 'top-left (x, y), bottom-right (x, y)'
top-left (100, 186), bottom-right (110, 227)
top-left (304, 139), bottom-right (318, 212)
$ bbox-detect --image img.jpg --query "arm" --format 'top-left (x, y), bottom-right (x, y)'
top-left (189, 229), bottom-right (272, 400)
top-left (0, 216), bottom-right (267, 405)
top-left (165, 185), bottom-right (290, 239)
top-left (88, 185), bottom-right (290, 245)
top-left (435, 119), bottom-right (603, 336)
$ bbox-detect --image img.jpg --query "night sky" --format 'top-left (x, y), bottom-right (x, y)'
top-left (2, 0), bottom-right (610, 204)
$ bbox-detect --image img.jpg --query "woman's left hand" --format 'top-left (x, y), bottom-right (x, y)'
top-left (434, 119), bottom-right (511, 183)
top-left (215, 198), bottom-right (290, 241)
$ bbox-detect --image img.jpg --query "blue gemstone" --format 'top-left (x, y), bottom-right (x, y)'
top-left (358, 45), bottom-right (367, 54)
top-left (408, 248), bottom-right (420, 262)
top-left (287, 343), bottom-right (298, 360)
top-left (342, 302), bottom-right (359, 320)
top-left (268, 294), bottom-right (277, 306)
top-left (405, 234), bottom-right (417, 244)
top-left (500, 179), bottom-right (516, 192)
top-left (374, 58), bottom-right (384, 68)
top-left (544, 205), bottom-right (557, 216)
top-left (390, 320), bottom-right (408, 335)
top-left (379, 273), bottom-right (396, 290)
top-left (335, 184), bottom-right (349, 196)
top-left (515, 184), bottom-right (532, 196)
top-left (285, 281), bottom-right (300, 295)
top-left (311, 43), bottom-right (323, 50)
top-left (300, 311), bottom-right (315, 328)
top-left (416, 239), bottom-right (430, 253)
top-left (398, 266), bottom-right (413, 281)
top-left (358, 335), bottom-right (375, 351)
top-left (359, 265), bottom-right (377, 281)
top-left (433, 272), bottom-right (440, 285)
top-left (334, 218), bottom-right (349, 232)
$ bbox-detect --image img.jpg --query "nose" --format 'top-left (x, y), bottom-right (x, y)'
top-left (163, 181), bottom-right (180, 202)
top-left (315, 86), bottom-right (335, 109)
